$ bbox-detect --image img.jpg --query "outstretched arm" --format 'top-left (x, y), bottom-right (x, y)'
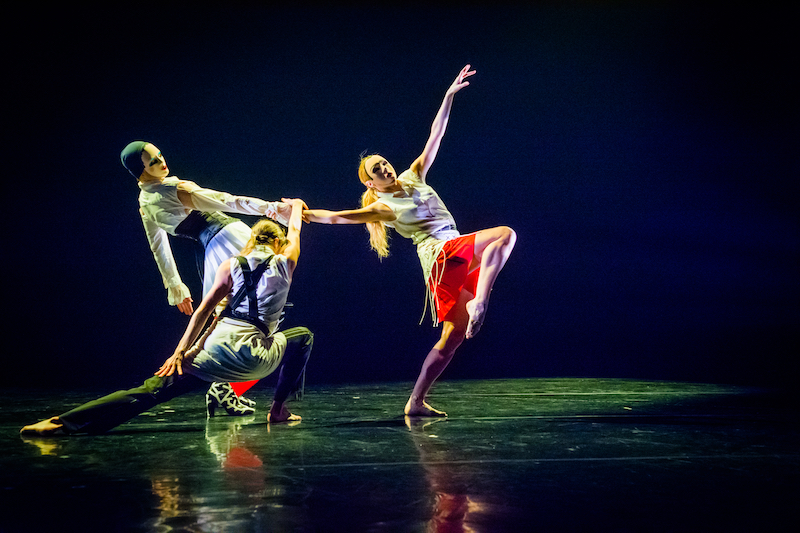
top-left (410, 64), bottom-right (476, 182)
top-left (175, 181), bottom-right (292, 225)
top-left (304, 202), bottom-right (396, 225)
top-left (156, 260), bottom-right (234, 377)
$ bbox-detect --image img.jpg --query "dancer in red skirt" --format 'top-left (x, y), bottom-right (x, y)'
top-left (305, 65), bottom-right (516, 417)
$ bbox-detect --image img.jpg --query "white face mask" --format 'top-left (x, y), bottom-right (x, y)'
top-left (363, 156), bottom-right (397, 190)
top-left (141, 143), bottom-right (169, 179)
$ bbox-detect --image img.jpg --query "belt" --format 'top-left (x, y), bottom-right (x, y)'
top-left (174, 211), bottom-right (239, 248)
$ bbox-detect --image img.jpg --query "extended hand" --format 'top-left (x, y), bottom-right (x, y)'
top-left (156, 350), bottom-right (185, 377)
top-left (446, 64), bottom-right (476, 96)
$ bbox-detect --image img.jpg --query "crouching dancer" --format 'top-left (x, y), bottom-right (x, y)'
top-left (21, 199), bottom-right (312, 436)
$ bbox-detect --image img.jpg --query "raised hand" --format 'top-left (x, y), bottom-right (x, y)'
top-left (412, 65), bottom-right (477, 181)
top-left (446, 64), bottom-right (476, 97)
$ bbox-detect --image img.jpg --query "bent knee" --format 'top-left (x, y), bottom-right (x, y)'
top-left (438, 324), bottom-right (466, 353)
top-left (285, 326), bottom-right (314, 347)
top-left (484, 225), bottom-right (516, 247)
top-left (499, 226), bottom-right (517, 246)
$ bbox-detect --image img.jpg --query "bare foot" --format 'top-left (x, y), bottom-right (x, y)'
top-left (465, 299), bottom-right (487, 339)
top-left (20, 417), bottom-right (66, 437)
top-left (267, 404), bottom-right (301, 424)
top-left (404, 398), bottom-right (447, 417)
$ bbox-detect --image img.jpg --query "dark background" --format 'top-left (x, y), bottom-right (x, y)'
top-left (6, 3), bottom-right (797, 390)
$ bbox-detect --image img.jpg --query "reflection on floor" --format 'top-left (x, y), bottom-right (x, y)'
top-left (2, 378), bottom-right (798, 532)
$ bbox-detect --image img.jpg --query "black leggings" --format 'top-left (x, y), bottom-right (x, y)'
top-left (57, 326), bottom-right (314, 435)
top-left (273, 327), bottom-right (314, 404)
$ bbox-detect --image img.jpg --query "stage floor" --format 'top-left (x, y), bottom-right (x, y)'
top-left (2, 378), bottom-right (798, 532)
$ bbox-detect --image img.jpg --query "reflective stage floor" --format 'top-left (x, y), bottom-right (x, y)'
top-left (2, 378), bottom-right (798, 532)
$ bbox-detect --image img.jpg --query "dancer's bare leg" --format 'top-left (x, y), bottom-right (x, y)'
top-left (267, 401), bottom-right (301, 424)
top-left (405, 292), bottom-right (470, 417)
top-left (20, 417), bottom-right (66, 436)
top-left (465, 226), bottom-right (516, 338)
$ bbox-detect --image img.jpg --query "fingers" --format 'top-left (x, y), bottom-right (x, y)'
top-left (459, 72), bottom-right (475, 84)
top-left (156, 363), bottom-right (175, 377)
top-left (457, 65), bottom-right (476, 83)
top-left (178, 297), bottom-right (194, 315)
top-left (155, 353), bottom-right (184, 377)
top-left (448, 65), bottom-right (475, 95)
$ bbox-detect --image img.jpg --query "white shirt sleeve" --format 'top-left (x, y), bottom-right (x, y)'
top-left (141, 210), bottom-right (191, 306)
top-left (182, 182), bottom-right (290, 226)
top-left (273, 254), bottom-right (292, 283)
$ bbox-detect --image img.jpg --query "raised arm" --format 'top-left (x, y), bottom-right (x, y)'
top-left (304, 202), bottom-right (396, 225)
top-left (410, 64), bottom-right (476, 182)
top-left (279, 198), bottom-right (307, 274)
top-left (156, 259), bottom-right (234, 377)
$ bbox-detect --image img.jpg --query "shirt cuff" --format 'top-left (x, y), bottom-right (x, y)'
top-left (167, 283), bottom-right (192, 306)
top-left (265, 201), bottom-right (291, 226)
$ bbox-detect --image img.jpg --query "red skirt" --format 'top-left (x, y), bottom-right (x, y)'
top-left (427, 234), bottom-right (480, 323)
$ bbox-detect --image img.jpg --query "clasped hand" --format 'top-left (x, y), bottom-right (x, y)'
top-left (277, 198), bottom-right (309, 223)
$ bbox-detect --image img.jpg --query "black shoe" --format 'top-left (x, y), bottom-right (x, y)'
top-left (206, 383), bottom-right (256, 417)
top-left (238, 395), bottom-right (256, 408)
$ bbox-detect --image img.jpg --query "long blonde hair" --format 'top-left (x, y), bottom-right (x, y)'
top-left (240, 218), bottom-right (287, 256)
top-left (358, 154), bottom-right (390, 258)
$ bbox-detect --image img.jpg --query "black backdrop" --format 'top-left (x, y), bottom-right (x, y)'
top-left (6, 3), bottom-right (797, 390)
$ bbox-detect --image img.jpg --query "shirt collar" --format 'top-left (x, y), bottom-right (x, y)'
top-left (138, 176), bottom-right (177, 192)
top-left (375, 183), bottom-right (409, 199)
top-left (252, 245), bottom-right (277, 258)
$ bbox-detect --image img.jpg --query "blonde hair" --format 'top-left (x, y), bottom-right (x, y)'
top-left (240, 218), bottom-right (287, 256)
top-left (358, 154), bottom-right (389, 258)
